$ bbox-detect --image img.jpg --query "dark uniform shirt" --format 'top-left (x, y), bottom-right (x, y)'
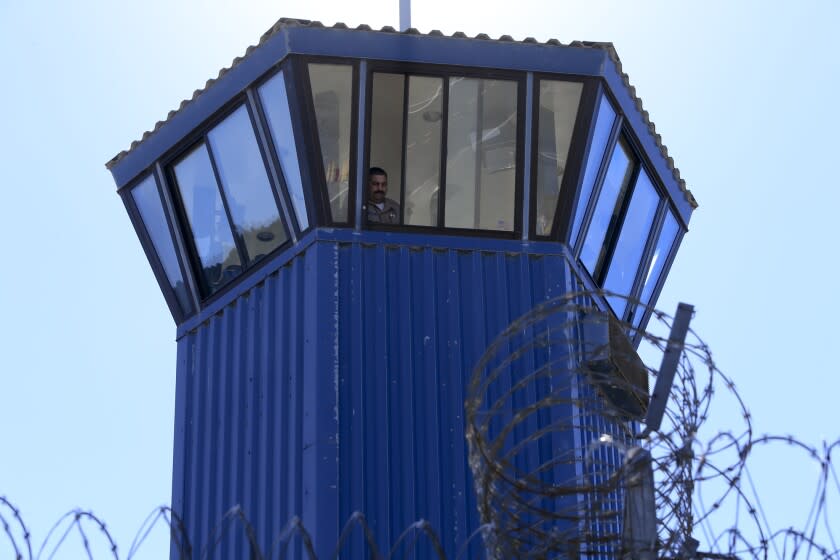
top-left (366, 198), bottom-right (401, 224)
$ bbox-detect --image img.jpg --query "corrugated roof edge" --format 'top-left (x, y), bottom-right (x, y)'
top-left (105, 17), bottom-right (696, 209)
top-left (572, 40), bottom-right (696, 208)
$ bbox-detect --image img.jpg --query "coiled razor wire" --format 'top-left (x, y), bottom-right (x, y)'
top-left (465, 290), bottom-right (839, 559)
top-left (2, 292), bottom-right (838, 559)
top-left (0, 500), bottom-right (488, 560)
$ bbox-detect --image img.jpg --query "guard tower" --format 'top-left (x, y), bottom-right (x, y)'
top-left (106, 18), bottom-right (695, 559)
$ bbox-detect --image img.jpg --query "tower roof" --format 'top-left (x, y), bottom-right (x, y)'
top-left (106, 17), bottom-right (696, 214)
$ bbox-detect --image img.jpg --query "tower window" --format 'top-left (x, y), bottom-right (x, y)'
top-left (534, 80), bottom-right (583, 237)
top-left (580, 138), bottom-right (634, 278)
top-left (602, 169), bottom-right (660, 318)
top-left (368, 70), bottom-right (521, 233)
top-left (168, 104), bottom-right (290, 296)
top-left (259, 70), bottom-right (309, 231)
top-left (309, 63), bottom-right (354, 223)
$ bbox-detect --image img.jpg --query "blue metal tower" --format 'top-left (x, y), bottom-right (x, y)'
top-left (107, 19), bottom-right (695, 558)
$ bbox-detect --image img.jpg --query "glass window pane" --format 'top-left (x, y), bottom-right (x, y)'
top-left (404, 75), bottom-right (443, 226)
top-left (603, 170), bottom-right (660, 318)
top-left (309, 63), bottom-right (353, 223)
top-left (535, 80), bottom-right (583, 236)
top-left (445, 78), bottom-right (518, 231)
top-left (571, 95), bottom-right (616, 245)
top-left (632, 210), bottom-right (680, 327)
top-left (172, 144), bottom-right (242, 294)
top-left (580, 139), bottom-right (634, 277)
top-left (132, 176), bottom-right (193, 314)
top-left (444, 77), bottom-right (478, 229)
top-left (258, 71), bottom-right (309, 230)
top-left (207, 105), bottom-right (287, 263)
top-left (369, 73), bottom-right (405, 223)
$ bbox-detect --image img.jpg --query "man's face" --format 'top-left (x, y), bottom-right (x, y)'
top-left (369, 173), bottom-right (388, 203)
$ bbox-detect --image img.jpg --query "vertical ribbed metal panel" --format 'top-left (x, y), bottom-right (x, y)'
top-left (334, 241), bottom-right (573, 558)
top-left (172, 236), bottom-right (592, 558)
top-left (173, 242), bottom-right (339, 559)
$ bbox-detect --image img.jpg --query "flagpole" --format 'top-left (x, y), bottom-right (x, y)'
top-left (400, 0), bottom-right (411, 31)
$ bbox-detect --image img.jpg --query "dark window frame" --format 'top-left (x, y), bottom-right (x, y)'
top-left (208, 100), bottom-right (294, 263)
top-left (248, 70), bottom-right (302, 238)
top-left (397, 73), bottom-right (410, 225)
top-left (529, 74), bottom-right (599, 241)
top-left (581, 85), bottom-right (690, 323)
top-left (161, 94), bottom-right (293, 302)
top-left (629, 204), bottom-right (685, 333)
top-left (121, 173), bottom-right (196, 322)
top-left (596, 134), bottom-right (675, 290)
top-left (167, 141), bottom-right (244, 297)
top-left (204, 128), bottom-right (254, 269)
top-left (362, 60), bottom-right (528, 239)
top-left (623, 199), bottom-right (668, 322)
top-left (572, 90), bottom-right (624, 256)
top-left (589, 136), bottom-right (643, 285)
top-left (294, 55), bottom-right (360, 227)
top-left (134, 57), bottom-right (690, 314)
top-left (573, 106), bottom-right (683, 322)
top-left (573, 83), bottom-right (687, 248)
top-left (602, 168), bottom-right (664, 321)
top-left (253, 58), bottom-right (320, 234)
top-left (565, 82), bottom-right (619, 248)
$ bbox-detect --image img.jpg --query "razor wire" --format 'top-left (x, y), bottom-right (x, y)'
top-left (2, 292), bottom-right (838, 559)
top-left (465, 289), bottom-right (839, 559)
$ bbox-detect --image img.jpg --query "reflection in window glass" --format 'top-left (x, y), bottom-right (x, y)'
top-left (404, 76), bottom-right (443, 226)
top-left (172, 144), bottom-right (242, 294)
top-left (207, 105), bottom-right (287, 264)
top-left (369, 73), bottom-right (405, 219)
top-left (603, 170), bottom-right (660, 318)
top-left (535, 80), bottom-right (583, 236)
top-left (580, 139), bottom-right (634, 277)
top-left (309, 63), bottom-right (353, 222)
top-left (632, 210), bottom-right (679, 327)
top-left (445, 78), bottom-right (517, 231)
top-left (571, 95), bottom-right (616, 246)
top-left (444, 77), bottom-right (477, 229)
top-left (259, 71), bottom-right (309, 230)
top-left (132, 176), bottom-right (193, 315)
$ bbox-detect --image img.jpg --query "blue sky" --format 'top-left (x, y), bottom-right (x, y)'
top-left (1, 0), bottom-right (838, 557)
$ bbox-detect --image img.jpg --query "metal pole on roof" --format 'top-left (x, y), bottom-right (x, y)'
top-left (400, 0), bottom-right (411, 30)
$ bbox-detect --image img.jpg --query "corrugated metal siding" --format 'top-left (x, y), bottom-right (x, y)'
top-left (173, 244), bottom-right (339, 559)
top-left (172, 235), bottom-right (589, 559)
top-left (334, 242), bottom-right (574, 558)
top-left (575, 375), bottom-right (634, 559)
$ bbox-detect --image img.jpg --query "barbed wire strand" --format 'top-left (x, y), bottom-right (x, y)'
top-left (38, 510), bottom-right (118, 560)
top-left (3, 290), bottom-right (839, 559)
top-left (1, 495), bottom-right (31, 560)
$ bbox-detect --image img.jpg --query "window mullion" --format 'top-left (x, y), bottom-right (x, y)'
top-left (154, 162), bottom-right (201, 313)
top-left (437, 76), bottom-right (450, 228)
top-left (626, 198), bottom-right (666, 321)
top-left (552, 79), bottom-right (598, 242)
top-left (594, 157), bottom-right (640, 285)
top-left (399, 74), bottom-right (410, 225)
top-left (575, 113), bottom-right (623, 255)
top-left (473, 81), bottom-right (485, 228)
top-left (354, 60), bottom-right (369, 232)
top-left (203, 142), bottom-right (251, 267)
top-left (246, 88), bottom-right (297, 243)
top-left (521, 72), bottom-right (534, 241)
